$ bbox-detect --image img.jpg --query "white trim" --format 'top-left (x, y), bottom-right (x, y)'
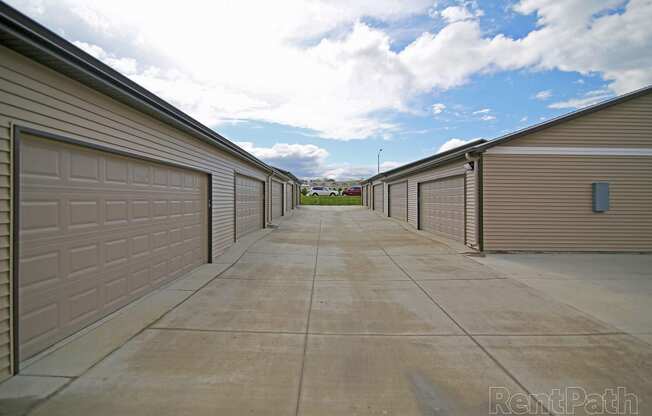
top-left (485, 146), bottom-right (652, 156)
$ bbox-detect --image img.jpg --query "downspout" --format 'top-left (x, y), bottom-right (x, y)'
top-left (465, 152), bottom-right (481, 250)
top-left (267, 173), bottom-right (272, 225)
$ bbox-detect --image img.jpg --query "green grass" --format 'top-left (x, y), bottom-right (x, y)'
top-left (301, 195), bottom-right (362, 206)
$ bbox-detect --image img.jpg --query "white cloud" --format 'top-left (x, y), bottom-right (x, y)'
top-left (520, 116), bottom-right (528, 122)
top-left (548, 95), bottom-right (610, 109)
top-left (440, 6), bottom-right (474, 23)
top-left (534, 90), bottom-right (552, 100)
top-left (8, 0), bottom-right (652, 140)
top-left (73, 41), bottom-right (138, 74)
top-left (322, 161), bottom-right (402, 180)
top-left (438, 138), bottom-right (480, 153)
top-left (472, 108), bottom-right (491, 114)
top-left (234, 141), bottom-right (400, 179)
top-left (235, 142), bottom-right (329, 177)
top-left (548, 89), bottom-right (613, 109)
top-left (480, 114), bottom-right (496, 121)
top-left (431, 103), bottom-right (446, 114)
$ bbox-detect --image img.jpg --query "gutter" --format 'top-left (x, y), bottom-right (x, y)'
top-left (0, 3), bottom-right (274, 174)
top-left (465, 152), bottom-right (481, 250)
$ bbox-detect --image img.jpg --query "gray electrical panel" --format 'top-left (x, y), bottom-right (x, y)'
top-left (592, 182), bottom-right (609, 212)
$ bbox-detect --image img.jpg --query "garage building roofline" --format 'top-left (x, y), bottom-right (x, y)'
top-left (362, 84), bottom-right (652, 185)
top-left (361, 139), bottom-right (485, 184)
top-left (471, 84), bottom-right (652, 153)
top-left (0, 2), bottom-right (276, 174)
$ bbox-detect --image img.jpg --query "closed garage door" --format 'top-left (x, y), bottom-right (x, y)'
top-left (389, 182), bottom-right (407, 221)
top-left (18, 135), bottom-right (208, 360)
top-left (272, 180), bottom-right (283, 219)
top-left (235, 174), bottom-right (264, 239)
top-left (286, 184), bottom-right (292, 212)
top-left (419, 175), bottom-right (464, 241)
top-left (373, 184), bottom-right (384, 212)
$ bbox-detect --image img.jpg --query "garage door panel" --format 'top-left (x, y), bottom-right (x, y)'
top-left (272, 181), bottom-right (283, 219)
top-left (389, 182), bottom-right (407, 221)
top-left (373, 184), bottom-right (384, 212)
top-left (235, 174), bottom-right (264, 239)
top-left (19, 134), bottom-right (207, 360)
top-left (419, 176), bottom-right (464, 242)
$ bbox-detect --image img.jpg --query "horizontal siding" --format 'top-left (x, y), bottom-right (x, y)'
top-left (507, 94), bottom-right (652, 147)
top-left (0, 44), bottom-right (273, 378)
top-left (483, 154), bottom-right (652, 251)
top-left (0, 45), bottom-right (270, 261)
top-left (406, 161), bottom-right (467, 229)
top-left (0, 121), bottom-right (9, 382)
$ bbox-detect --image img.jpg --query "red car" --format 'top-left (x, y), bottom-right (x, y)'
top-left (342, 185), bottom-right (361, 196)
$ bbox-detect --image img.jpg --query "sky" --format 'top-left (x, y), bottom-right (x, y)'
top-left (8, 0), bottom-right (652, 179)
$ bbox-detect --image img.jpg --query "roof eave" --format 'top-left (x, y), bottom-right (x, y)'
top-left (0, 3), bottom-right (274, 174)
top-left (474, 84), bottom-right (652, 152)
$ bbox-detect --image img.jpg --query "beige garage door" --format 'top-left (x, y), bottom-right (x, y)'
top-left (286, 184), bottom-right (292, 212)
top-left (235, 174), bottom-right (264, 239)
top-left (373, 184), bottom-right (384, 212)
top-left (272, 180), bottom-right (283, 220)
top-left (389, 182), bottom-right (407, 221)
top-left (19, 134), bottom-right (207, 360)
top-left (419, 176), bottom-right (464, 241)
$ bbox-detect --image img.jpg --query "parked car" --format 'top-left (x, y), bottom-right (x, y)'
top-left (309, 186), bottom-right (338, 196)
top-left (342, 186), bottom-right (361, 196)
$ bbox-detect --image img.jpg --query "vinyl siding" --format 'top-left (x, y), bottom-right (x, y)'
top-left (0, 45), bottom-right (271, 377)
top-left (406, 160), bottom-right (467, 230)
top-left (483, 154), bottom-right (652, 251)
top-left (506, 94), bottom-right (652, 147)
top-left (0, 122), bottom-right (10, 382)
top-left (0, 45), bottom-right (269, 257)
top-left (384, 159), bottom-right (477, 246)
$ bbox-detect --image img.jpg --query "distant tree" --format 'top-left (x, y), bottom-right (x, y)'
top-left (301, 187), bottom-right (308, 196)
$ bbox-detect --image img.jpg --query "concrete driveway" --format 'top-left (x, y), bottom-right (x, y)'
top-left (4, 206), bottom-right (652, 415)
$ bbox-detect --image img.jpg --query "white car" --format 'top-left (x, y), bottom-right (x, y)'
top-left (309, 186), bottom-right (338, 196)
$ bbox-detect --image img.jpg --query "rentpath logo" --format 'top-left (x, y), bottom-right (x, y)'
top-left (490, 387), bottom-right (639, 415)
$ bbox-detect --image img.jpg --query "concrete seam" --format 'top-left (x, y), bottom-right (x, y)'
top-left (147, 327), bottom-right (305, 335)
top-left (377, 242), bottom-right (556, 415)
top-left (24, 228), bottom-right (275, 414)
top-left (294, 218), bottom-right (321, 416)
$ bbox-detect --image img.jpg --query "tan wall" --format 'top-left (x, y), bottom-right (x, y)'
top-left (383, 158), bottom-right (477, 246)
top-left (483, 154), bottom-right (652, 251)
top-left (0, 45), bottom-right (272, 380)
top-left (405, 160), bottom-right (467, 229)
top-left (506, 94), bottom-right (652, 147)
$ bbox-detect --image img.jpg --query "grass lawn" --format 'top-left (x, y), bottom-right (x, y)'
top-left (301, 195), bottom-right (362, 206)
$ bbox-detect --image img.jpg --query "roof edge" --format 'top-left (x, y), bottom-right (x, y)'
top-left (361, 139), bottom-right (485, 183)
top-left (0, 2), bottom-right (277, 174)
top-left (473, 84), bottom-right (652, 152)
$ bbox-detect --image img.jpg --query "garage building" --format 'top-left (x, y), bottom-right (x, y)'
top-left (0, 6), bottom-right (299, 380)
top-left (362, 85), bottom-right (652, 252)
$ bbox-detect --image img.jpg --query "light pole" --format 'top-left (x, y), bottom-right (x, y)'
top-left (377, 148), bottom-right (383, 174)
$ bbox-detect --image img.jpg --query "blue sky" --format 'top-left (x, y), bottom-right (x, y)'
top-left (8, 0), bottom-right (651, 179)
